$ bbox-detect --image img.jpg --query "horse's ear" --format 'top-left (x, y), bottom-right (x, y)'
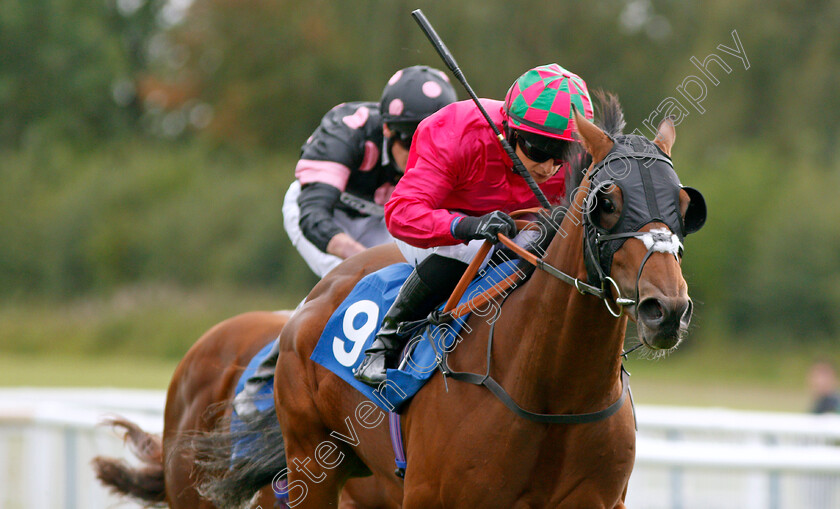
top-left (573, 106), bottom-right (612, 163)
top-left (654, 116), bottom-right (676, 157)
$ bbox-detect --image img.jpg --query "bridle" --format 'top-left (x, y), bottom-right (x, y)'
top-left (419, 135), bottom-right (706, 425)
top-left (513, 135), bottom-right (705, 318)
top-left (495, 141), bottom-right (696, 320)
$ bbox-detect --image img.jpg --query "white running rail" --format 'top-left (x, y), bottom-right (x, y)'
top-left (1, 388), bottom-right (839, 509)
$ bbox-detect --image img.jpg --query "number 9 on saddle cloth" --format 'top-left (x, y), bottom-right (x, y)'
top-left (232, 227), bottom-right (539, 423)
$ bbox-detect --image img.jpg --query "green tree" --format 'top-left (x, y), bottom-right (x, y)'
top-left (0, 0), bottom-right (164, 148)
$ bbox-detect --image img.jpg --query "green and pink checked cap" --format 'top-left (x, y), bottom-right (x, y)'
top-left (503, 64), bottom-right (594, 142)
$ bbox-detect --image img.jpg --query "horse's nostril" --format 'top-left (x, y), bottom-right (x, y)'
top-left (638, 299), bottom-right (664, 326)
top-left (680, 299), bottom-right (694, 325)
top-left (640, 297), bottom-right (692, 334)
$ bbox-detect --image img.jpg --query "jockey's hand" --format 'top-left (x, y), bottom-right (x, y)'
top-left (326, 233), bottom-right (366, 259)
top-left (453, 211), bottom-right (517, 243)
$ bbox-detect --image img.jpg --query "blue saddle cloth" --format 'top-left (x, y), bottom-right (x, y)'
top-left (310, 260), bottom-right (521, 411)
top-left (230, 338), bottom-right (278, 461)
top-left (234, 339), bottom-right (277, 410)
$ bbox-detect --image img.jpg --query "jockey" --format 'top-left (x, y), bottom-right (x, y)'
top-left (235, 66), bottom-right (455, 419)
top-left (283, 65), bottom-right (457, 277)
top-left (355, 63), bottom-right (594, 385)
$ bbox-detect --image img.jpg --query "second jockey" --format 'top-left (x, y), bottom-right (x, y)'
top-left (283, 65), bottom-right (457, 277)
top-left (236, 66), bottom-right (455, 419)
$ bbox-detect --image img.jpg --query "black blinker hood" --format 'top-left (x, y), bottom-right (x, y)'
top-left (583, 134), bottom-right (707, 285)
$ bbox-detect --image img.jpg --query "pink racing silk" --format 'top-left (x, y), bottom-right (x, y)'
top-left (385, 99), bottom-right (568, 248)
top-left (294, 159), bottom-right (352, 191)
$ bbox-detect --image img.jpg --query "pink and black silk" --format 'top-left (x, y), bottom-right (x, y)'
top-left (295, 101), bottom-right (401, 252)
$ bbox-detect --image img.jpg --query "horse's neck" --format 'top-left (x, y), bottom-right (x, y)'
top-left (498, 217), bottom-right (627, 412)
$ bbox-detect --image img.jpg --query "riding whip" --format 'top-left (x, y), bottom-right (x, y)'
top-left (410, 9), bottom-right (552, 209)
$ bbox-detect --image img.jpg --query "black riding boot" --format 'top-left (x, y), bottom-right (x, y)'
top-left (354, 268), bottom-right (440, 386)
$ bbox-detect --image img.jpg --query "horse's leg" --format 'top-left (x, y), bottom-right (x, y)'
top-left (613, 481), bottom-right (629, 509)
top-left (402, 489), bottom-right (441, 509)
top-left (273, 244), bottom-right (408, 508)
top-left (274, 339), bottom-right (374, 507)
top-left (340, 477), bottom-right (400, 509)
top-left (273, 333), bottom-right (344, 507)
top-left (281, 436), bottom-right (348, 508)
top-left (164, 311), bottom-right (291, 508)
top-left (164, 415), bottom-right (217, 508)
top-left (275, 374), bottom-right (356, 506)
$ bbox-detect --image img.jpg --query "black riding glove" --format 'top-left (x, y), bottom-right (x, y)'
top-left (453, 211), bottom-right (517, 243)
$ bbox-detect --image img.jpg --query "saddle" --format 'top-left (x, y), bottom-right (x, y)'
top-left (310, 257), bottom-right (525, 411)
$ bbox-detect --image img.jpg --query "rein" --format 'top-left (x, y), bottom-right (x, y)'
top-left (420, 207), bottom-right (635, 425)
top-left (387, 205), bottom-right (643, 476)
top-left (439, 207), bottom-right (632, 322)
top-left (496, 232), bottom-right (626, 315)
top-left (426, 152), bottom-right (688, 422)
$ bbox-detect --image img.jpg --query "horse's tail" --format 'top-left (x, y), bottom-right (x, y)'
top-left (193, 405), bottom-right (286, 508)
top-left (92, 417), bottom-right (166, 506)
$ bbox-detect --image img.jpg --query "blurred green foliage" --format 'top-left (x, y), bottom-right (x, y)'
top-left (1, 0), bottom-right (839, 352)
top-left (0, 284), bottom-right (300, 359)
top-left (0, 140), bottom-right (317, 297)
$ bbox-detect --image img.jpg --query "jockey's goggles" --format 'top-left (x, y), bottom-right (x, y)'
top-left (387, 121), bottom-right (418, 148)
top-left (515, 131), bottom-right (567, 165)
top-left (390, 130), bottom-right (412, 147)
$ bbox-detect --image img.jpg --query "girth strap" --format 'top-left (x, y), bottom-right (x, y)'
top-left (447, 365), bottom-right (631, 424)
top-left (439, 316), bottom-right (632, 425)
top-left (386, 208), bottom-right (634, 476)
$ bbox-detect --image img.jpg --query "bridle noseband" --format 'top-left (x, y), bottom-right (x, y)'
top-left (580, 135), bottom-right (705, 318)
top-left (498, 136), bottom-right (703, 319)
top-left (426, 135), bottom-right (706, 425)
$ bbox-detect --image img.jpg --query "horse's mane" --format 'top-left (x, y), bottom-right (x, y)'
top-left (517, 90), bottom-right (624, 268)
top-left (596, 90), bottom-right (626, 138)
top-left (564, 90), bottom-right (625, 196)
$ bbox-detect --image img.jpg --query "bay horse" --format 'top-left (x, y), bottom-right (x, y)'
top-left (93, 309), bottom-right (395, 508)
top-left (199, 93), bottom-right (706, 508)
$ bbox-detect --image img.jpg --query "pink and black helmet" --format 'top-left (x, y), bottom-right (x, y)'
top-left (380, 65), bottom-right (457, 140)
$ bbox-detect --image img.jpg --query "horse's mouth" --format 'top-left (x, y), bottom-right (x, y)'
top-left (633, 296), bottom-right (692, 351)
top-left (638, 323), bottom-right (686, 351)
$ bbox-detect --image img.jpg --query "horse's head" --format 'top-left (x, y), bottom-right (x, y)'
top-left (571, 95), bottom-right (706, 351)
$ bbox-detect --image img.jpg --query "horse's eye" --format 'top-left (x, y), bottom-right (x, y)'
top-left (600, 198), bottom-right (616, 215)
